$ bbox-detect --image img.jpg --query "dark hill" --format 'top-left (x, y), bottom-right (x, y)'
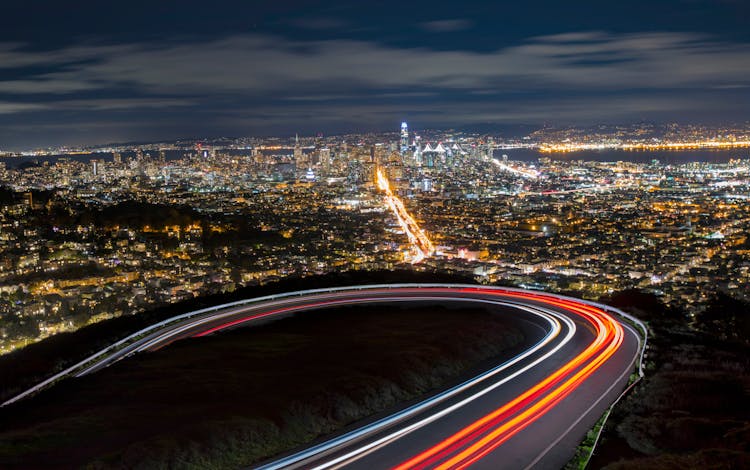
top-left (0, 297), bottom-right (528, 468)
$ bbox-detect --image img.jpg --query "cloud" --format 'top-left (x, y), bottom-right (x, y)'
top-left (1, 30), bottom-right (744, 96)
top-left (218, 92), bottom-right (741, 129)
top-left (419, 19), bottom-right (474, 32)
top-left (0, 102), bottom-right (48, 114)
top-left (282, 91), bottom-right (438, 102)
top-left (54, 98), bottom-right (194, 111)
top-left (711, 84), bottom-right (749, 89)
top-left (531, 31), bottom-right (611, 43)
top-left (289, 17), bottom-right (349, 30)
top-left (0, 78), bottom-right (96, 94)
top-left (0, 30), bottom-right (748, 148)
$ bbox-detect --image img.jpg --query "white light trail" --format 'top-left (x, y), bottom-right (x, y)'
top-left (376, 168), bottom-right (434, 263)
top-left (491, 158), bottom-right (539, 179)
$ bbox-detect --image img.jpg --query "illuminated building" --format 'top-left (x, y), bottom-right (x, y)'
top-left (400, 121), bottom-right (409, 155)
top-left (413, 135), bottom-right (422, 167)
top-left (422, 143), bottom-right (435, 168)
top-left (305, 167), bottom-right (316, 181)
top-left (434, 142), bottom-right (446, 168)
top-left (91, 159), bottom-right (103, 177)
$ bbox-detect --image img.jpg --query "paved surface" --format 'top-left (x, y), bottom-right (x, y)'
top-left (4, 285), bottom-right (642, 469)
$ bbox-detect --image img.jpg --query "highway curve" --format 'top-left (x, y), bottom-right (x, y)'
top-left (3, 285), bottom-right (643, 469)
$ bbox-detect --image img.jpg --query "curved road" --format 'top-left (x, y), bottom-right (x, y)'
top-left (3, 285), bottom-right (643, 469)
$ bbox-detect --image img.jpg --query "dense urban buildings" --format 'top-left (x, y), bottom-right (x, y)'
top-left (0, 122), bottom-right (749, 353)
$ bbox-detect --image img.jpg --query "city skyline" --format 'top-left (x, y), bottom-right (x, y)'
top-left (1, 119), bottom-right (747, 354)
top-left (3, 120), bottom-right (750, 155)
top-left (1, 1), bottom-right (750, 149)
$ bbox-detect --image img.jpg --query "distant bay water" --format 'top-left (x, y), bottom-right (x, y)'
top-left (1, 147), bottom-right (748, 169)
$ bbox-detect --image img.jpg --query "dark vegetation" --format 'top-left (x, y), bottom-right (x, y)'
top-left (0, 300), bottom-right (526, 468)
top-left (0, 270), bottom-right (475, 403)
top-left (0, 187), bottom-right (54, 205)
top-left (5, 196), bottom-right (292, 257)
top-left (61, 200), bottom-right (203, 230)
top-left (589, 289), bottom-right (750, 469)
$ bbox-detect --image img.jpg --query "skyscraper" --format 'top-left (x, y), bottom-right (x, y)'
top-left (400, 122), bottom-right (409, 155)
top-left (413, 135), bottom-right (422, 167)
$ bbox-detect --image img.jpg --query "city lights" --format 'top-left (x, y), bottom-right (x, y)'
top-left (0, 123), bottom-right (748, 355)
top-left (377, 167), bottom-right (435, 263)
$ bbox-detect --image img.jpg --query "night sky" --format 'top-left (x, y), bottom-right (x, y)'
top-left (1, 0), bottom-right (749, 149)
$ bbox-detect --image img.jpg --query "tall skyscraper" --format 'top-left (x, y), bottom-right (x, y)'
top-left (400, 122), bottom-right (409, 155)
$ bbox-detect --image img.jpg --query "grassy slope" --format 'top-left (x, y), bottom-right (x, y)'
top-left (588, 290), bottom-right (750, 469)
top-left (0, 302), bottom-right (526, 468)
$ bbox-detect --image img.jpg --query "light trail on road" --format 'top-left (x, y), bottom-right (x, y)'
top-left (491, 158), bottom-right (540, 179)
top-left (393, 288), bottom-right (624, 470)
top-left (3, 285), bottom-right (642, 469)
top-left (376, 168), bottom-right (434, 263)
top-left (159, 286), bottom-right (636, 470)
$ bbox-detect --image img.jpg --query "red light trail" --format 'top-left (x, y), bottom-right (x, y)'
top-left (394, 287), bottom-right (624, 469)
top-left (189, 287), bottom-right (626, 469)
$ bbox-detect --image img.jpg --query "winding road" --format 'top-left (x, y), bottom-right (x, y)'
top-left (2, 285), bottom-right (644, 469)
